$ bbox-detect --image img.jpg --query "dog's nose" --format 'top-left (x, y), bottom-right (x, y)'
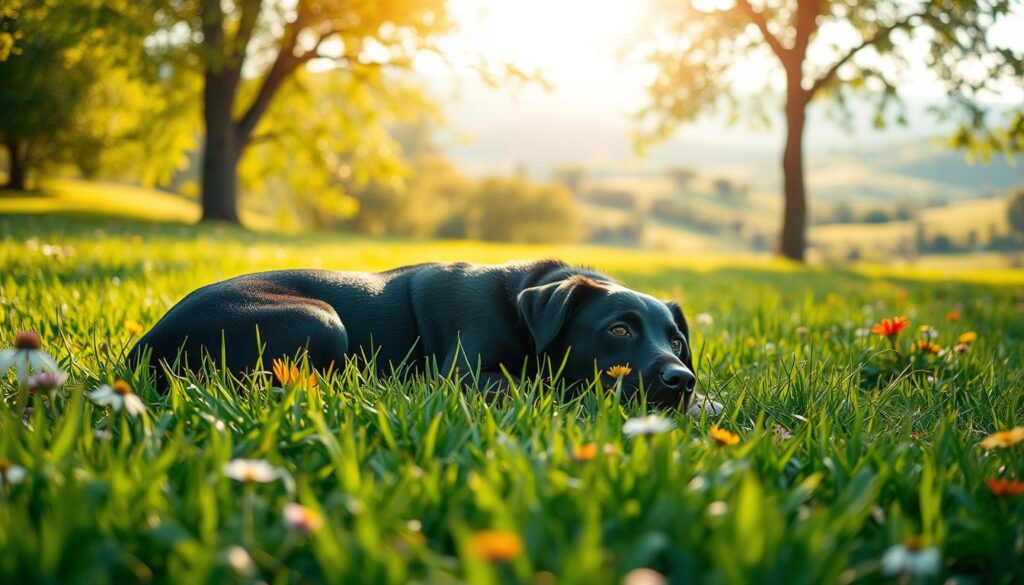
top-left (660, 364), bottom-right (696, 391)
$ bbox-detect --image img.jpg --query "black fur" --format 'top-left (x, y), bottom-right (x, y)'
top-left (129, 260), bottom-right (696, 406)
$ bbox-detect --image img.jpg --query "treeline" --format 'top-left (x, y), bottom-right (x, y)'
top-left (342, 155), bottom-right (581, 243)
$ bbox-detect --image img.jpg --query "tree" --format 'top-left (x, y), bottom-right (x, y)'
top-left (0, 1), bottom-right (186, 191)
top-left (0, 2), bottom-right (104, 190)
top-left (1008, 186), bottom-right (1024, 241)
top-left (638, 0), bottom-right (1024, 261)
top-left (666, 166), bottom-right (696, 191)
top-left (153, 0), bottom-right (450, 224)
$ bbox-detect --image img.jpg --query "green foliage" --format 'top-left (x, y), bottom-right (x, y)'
top-left (345, 156), bottom-right (583, 244)
top-left (1, 214), bottom-right (1024, 583)
top-left (0, 0), bottom-right (194, 189)
top-left (470, 176), bottom-right (581, 243)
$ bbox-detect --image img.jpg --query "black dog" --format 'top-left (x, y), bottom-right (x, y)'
top-left (129, 260), bottom-right (698, 407)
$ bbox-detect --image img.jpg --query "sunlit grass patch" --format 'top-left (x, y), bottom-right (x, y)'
top-left (1, 209), bottom-right (1023, 583)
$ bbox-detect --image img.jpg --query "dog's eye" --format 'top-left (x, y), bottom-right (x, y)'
top-left (671, 339), bottom-right (684, 353)
top-left (609, 325), bottom-right (630, 337)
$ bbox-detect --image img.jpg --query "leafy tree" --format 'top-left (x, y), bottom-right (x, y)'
top-left (1008, 186), bottom-right (1024, 240)
top-left (0, 1), bottom-right (187, 191)
top-left (666, 166), bottom-right (696, 191)
top-left (152, 0), bottom-right (451, 224)
top-left (638, 0), bottom-right (1024, 261)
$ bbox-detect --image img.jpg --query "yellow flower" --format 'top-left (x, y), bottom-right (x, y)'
top-left (979, 427), bottom-right (1024, 449)
top-left (710, 426), bottom-right (740, 446)
top-left (123, 319), bottom-right (144, 335)
top-left (913, 340), bottom-right (941, 355)
top-left (468, 529), bottom-right (523, 562)
top-left (958, 331), bottom-right (978, 344)
top-left (605, 364), bottom-right (632, 378)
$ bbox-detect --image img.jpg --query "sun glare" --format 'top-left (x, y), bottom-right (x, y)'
top-left (425, 0), bottom-right (652, 84)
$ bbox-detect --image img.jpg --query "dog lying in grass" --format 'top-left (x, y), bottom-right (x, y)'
top-left (129, 259), bottom-right (722, 414)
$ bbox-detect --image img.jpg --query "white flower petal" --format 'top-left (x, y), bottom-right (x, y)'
top-left (38, 351), bottom-right (60, 372)
top-left (881, 546), bottom-right (907, 576)
top-left (14, 354), bottom-right (28, 383)
top-left (0, 348), bottom-right (15, 371)
top-left (124, 394), bottom-right (146, 416)
top-left (28, 351), bottom-right (42, 371)
top-left (908, 548), bottom-right (940, 576)
top-left (623, 415), bottom-right (675, 437)
top-left (223, 459), bottom-right (280, 483)
top-left (4, 465), bottom-right (26, 484)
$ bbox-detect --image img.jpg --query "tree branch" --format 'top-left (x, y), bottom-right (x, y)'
top-left (735, 0), bottom-right (789, 62)
top-left (230, 0), bottom-right (261, 66)
top-left (792, 0), bottom-right (821, 58)
top-left (807, 8), bottom-right (927, 97)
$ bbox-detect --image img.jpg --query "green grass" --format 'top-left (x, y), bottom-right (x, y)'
top-left (1, 190), bottom-right (1024, 584)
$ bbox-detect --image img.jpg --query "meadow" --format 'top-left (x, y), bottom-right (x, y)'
top-left (1, 189), bottom-right (1024, 584)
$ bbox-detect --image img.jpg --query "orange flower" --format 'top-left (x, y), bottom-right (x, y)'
top-left (945, 310), bottom-right (960, 322)
top-left (871, 316), bottom-right (910, 338)
top-left (958, 331), bottom-right (978, 344)
top-left (468, 530), bottom-right (523, 562)
top-left (123, 319), bottom-right (144, 335)
top-left (570, 443), bottom-right (599, 462)
top-left (914, 340), bottom-right (941, 355)
top-left (979, 427), bottom-right (1024, 449)
top-left (272, 359), bottom-right (317, 388)
top-left (605, 364), bottom-right (632, 378)
top-left (710, 426), bottom-right (740, 446)
top-left (986, 478), bottom-right (1024, 496)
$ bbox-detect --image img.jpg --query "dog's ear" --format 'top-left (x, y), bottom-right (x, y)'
top-left (665, 300), bottom-right (693, 369)
top-left (517, 276), bottom-right (603, 353)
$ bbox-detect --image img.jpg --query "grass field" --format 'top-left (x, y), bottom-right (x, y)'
top-left (2, 184), bottom-right (1024, 584)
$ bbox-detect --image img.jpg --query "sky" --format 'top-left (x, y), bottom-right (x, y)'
top-left (405, 0), bottom-right (1024, 177)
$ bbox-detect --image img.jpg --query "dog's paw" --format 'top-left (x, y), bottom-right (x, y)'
top-left (686, 393), bottom-right (724, 417)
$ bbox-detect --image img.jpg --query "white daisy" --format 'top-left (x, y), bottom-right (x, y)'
top-left (223, 459), bottom-right (280, 483)
top-left (881, 540), bottom-right (940, 577)
top-left (0, 331), bottom-right (60, 383)
top-left (88, 380), bottom-right (146, 416)
top-left (0, 459), bottom-right (27, 487)
top-left (623, 415), bottom-right (675, 437)
top-left (695, 313), bottom-right (714, 327)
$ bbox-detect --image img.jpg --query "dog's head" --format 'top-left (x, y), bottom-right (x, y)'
top-left (517, 275), bottom-right (696, 408)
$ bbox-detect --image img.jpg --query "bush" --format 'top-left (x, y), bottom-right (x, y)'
top-left (471, 176), bottom-right (582, 243)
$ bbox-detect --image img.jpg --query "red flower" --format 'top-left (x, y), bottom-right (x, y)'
top-left (986, 478), bottom-right (1024, 496)
top-left (871, 316), bottom-right (910, 338)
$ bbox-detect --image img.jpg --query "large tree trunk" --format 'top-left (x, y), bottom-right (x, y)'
top-left (3, 138), bottom-right (27, 191)
top-left (200, 71), bottom-right (241, 224)
top-left (779, 98), bottom-right (808, 261)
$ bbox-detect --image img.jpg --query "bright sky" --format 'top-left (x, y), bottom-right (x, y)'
top-left (403, 0), bottom-right (1024, 175)
top-left (418, 0), bottom-right (1024, 103)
